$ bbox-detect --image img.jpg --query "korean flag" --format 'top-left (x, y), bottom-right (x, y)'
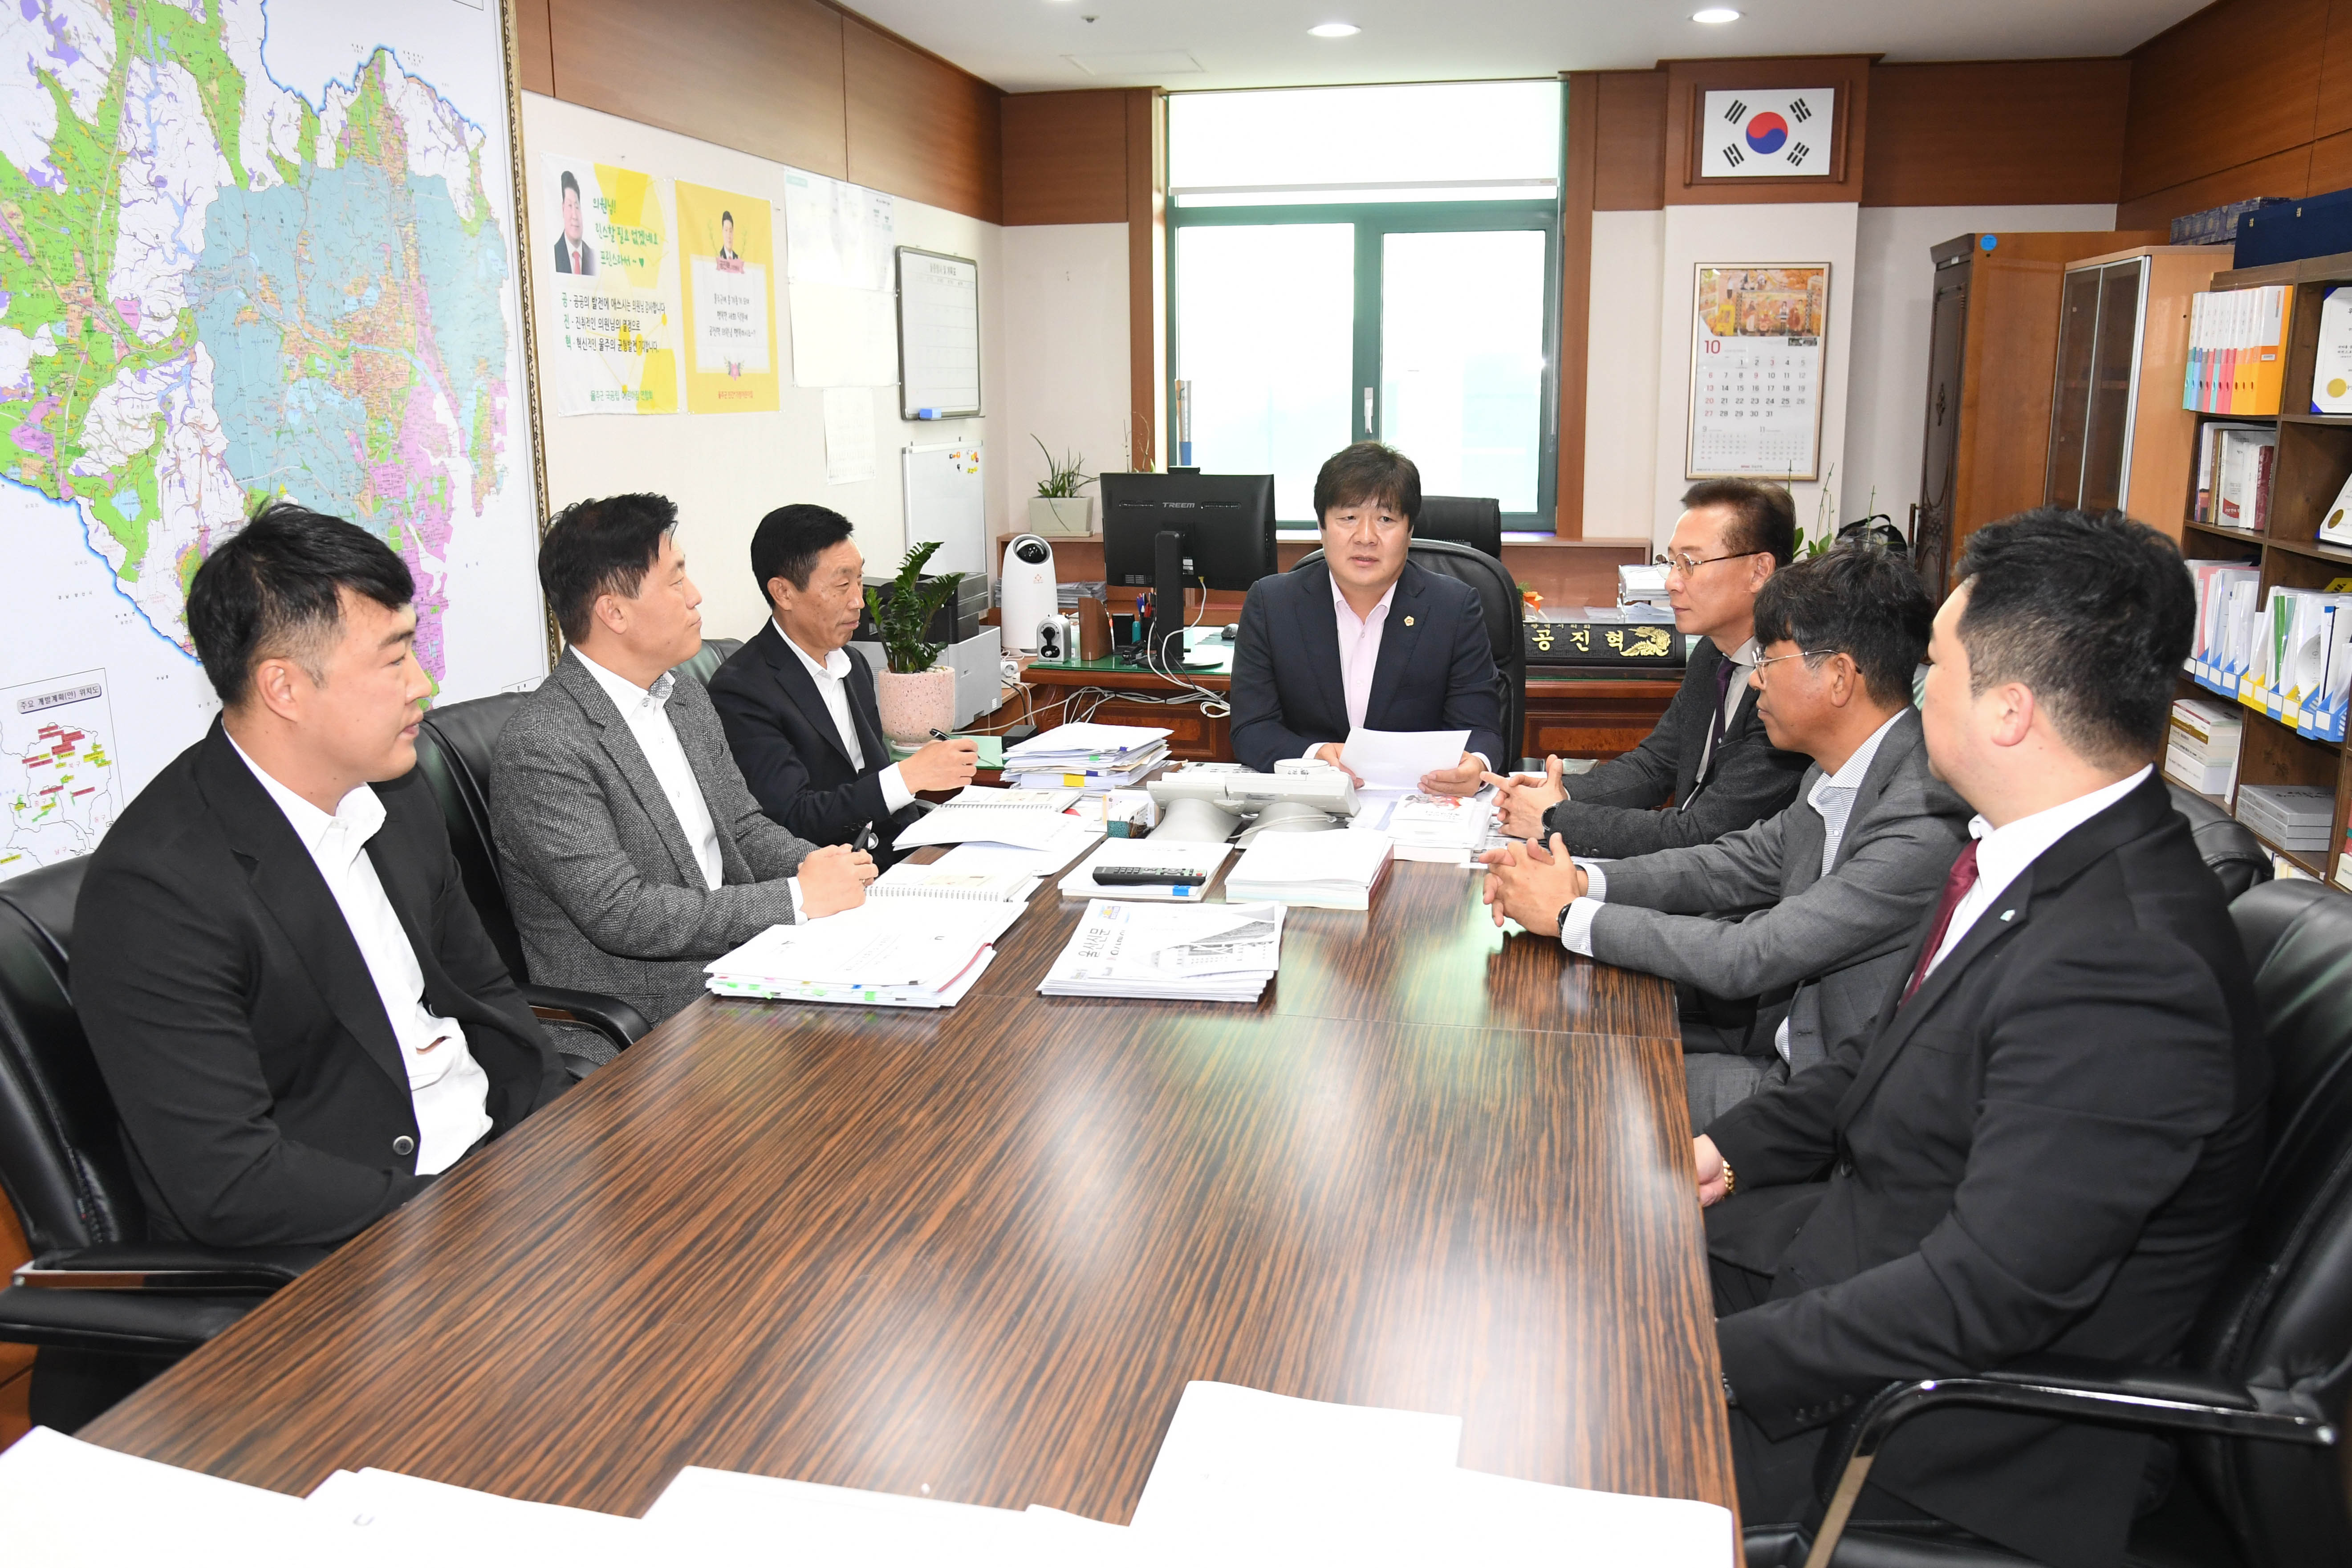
top-left (1699, 89), bottom-right (1835, 179)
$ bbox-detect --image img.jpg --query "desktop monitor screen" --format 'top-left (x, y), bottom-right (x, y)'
top-left (1100, 472), bottom-right (1277, 592)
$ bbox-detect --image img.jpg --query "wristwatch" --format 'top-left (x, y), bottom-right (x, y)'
top-left (1557, 902), bottom-right (1574, 937)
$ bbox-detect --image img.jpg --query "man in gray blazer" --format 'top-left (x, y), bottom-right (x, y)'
top-left (492, 493), bottom-right (875, 1060)
top-left (1484, 547), bottom-right (1970, 1126)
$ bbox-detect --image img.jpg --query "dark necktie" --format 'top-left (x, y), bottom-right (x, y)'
top-left (1700, 653), bottom-right (1737, 781)
top-left (1901, 841), bottom-right (1982, 1004)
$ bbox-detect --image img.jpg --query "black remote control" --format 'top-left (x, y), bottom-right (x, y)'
top-left (1093, 867), bottom-right (1209, 887)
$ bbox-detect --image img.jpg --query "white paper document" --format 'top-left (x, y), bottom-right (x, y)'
top-left (1340, 727), bottom-right (1471, 790)
top-left (1041, 900), bottom-right (1284, 1001)
top-left (304, 1468), bottom-right (644, 1564)
top-left (646, 1466), bottom-right (1138, 1565)
top-left (822, 385), bottom-right (876, 483)
top-left (788, 280), bottom-right (897, 388)
top-left (895, 788), bottom-right (1095, 850)
top-left (0, 1427), bottom-right (310, 1564)
top-left (1352, 785), bottom-right (1499, 865)
top-left (1226, 828), bottom-right (1394, 910)
top-left (704, 901), bottom-right (1018, 1005)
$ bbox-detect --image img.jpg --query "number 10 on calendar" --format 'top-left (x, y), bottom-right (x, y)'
top-left (1686, 263), bottom-right (1829, 482)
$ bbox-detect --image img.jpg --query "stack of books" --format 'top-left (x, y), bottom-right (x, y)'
top-left (703, 902), bottom-right (1023, 1008)
top-left (2187, 285), bottom-right (2294, 414)
top-left (2236, 784), bottom-right (2336, 857)
top-left (1351, 788), bottom-right (1502, 865)
top-left (1226, 829), bottom-right (1394, 910)
top-left (1616, 563), bottom-right (1671, 611)
top-left (2164, 699), bottom-right (2243, 798)
top-left (1003, 722), bottom-right (1171, 793)
top-left (1040, 900), bottom-right (1284, 1002)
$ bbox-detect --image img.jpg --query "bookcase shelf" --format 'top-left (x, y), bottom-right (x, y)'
top-left (2177, 249), bottom-right (2352, 886)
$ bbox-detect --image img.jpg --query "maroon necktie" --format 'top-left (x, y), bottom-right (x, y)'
top-left (1700, 653), bottom-right (1737, 780)
top-left (1900, 841), bottom-right (1981, 1004)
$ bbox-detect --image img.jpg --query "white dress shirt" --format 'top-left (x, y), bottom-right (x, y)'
top-left (776, 620), bottom-right (914, 815)
top-left (1917, 765), bottom-right (2153, 984)
top-left (575, 647), bottom-right (805, 916)
top-left (228, 737), bottom-right (492, 1174)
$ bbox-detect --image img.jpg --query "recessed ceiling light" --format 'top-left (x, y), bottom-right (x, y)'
top-left (1308, 22), bottom-right (1361, 38)
top-left (1692, 7), bottom-right (1741, 21)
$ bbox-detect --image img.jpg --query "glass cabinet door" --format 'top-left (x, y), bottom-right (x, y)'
top-left (2046, 258), bottom-right (2148, 513)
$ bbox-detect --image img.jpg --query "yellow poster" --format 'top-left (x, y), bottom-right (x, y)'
top-left (675, 181), bottom-right (780, 414)
top-left (538, 153), bottom-right (679, 415)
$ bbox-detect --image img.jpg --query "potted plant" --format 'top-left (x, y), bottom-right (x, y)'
top-left (865, 540), bottom-right (964, 744)
top-left (1028, 435), bottom-right (1094, 536)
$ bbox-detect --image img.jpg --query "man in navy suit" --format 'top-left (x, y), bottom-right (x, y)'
top-left (709, 504), bottom-right (979, 861)
top-left (1227, 442), bottom-right (1506, 788)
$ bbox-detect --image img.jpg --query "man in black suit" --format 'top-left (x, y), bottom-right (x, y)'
top-left (1227, 442), bottom-right (1505, 787)
top-left (73, 503), bottom-right (567, 1253)
top-left (709, 504), bottom-right (979, 860)
top-left (1697, 508), bottom-right (2268, 1568)
top-left (1490, 478), bottom-right (1809, 856)
top-left (554, 169), bottom-right (595, 276)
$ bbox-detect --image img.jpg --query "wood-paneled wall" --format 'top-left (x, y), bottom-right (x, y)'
top-left (2117, 0), bottom-right (2352, 230)
top-left (532, 0), bottom-right (1003, 222)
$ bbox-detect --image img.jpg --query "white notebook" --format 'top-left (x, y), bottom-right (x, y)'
top-left (872, 845), bottom-right (1042, 904)
top-left (894, 787), bottom-right (1085, 850)
top-left (1226, 829), bottom-right (1394, 910)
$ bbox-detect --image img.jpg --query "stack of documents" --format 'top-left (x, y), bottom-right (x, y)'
top-left (1004, 722), bottom-right (1172, 792)
top-left (1041, 900), bottom-right (1284, 1002)
top-left (870, 842), bottom-right (1043, 904)
top-left (704, 901), bottom-right (1021, 1007)
top-left (1227, 829), bottom-right (1393, 910)
top-left (0, 1386), bottom-right (1732, 1566)
top-left (2238, 783), bottom-right (2336, 853)
top-left (893, 784), bottom-right (1106, 874)
top-left (1351, 786), bottom-right (1499, 865)
top-left (2164, 699), bottom-right (2243, 797)
top-left (1059, 838), bottom-right (1235, 900)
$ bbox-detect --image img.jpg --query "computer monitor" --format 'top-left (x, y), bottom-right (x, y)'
top-left (1099, 471), bottom-right (1278, 592)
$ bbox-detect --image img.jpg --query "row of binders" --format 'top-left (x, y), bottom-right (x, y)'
top-left (0, 1382), bottom-right (1733, 1565)
top-left (2184, 563), bottom-right (2352, 742)
top-left (2186, 285), bottom-right (2293, 414)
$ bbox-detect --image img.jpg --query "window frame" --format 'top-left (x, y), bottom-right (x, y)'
top-left (1168, 196), bottom-right (1563, 530)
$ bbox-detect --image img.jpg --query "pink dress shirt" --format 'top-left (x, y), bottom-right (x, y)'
top-left (1333, 576), bottom-right (1397, 733)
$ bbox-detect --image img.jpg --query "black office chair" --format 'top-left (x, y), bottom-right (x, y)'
top-left (671, 634), bottom-right (743, 687)
top-left (1414, 496), bottom-right (1504, 560)
top-left (412, 693), bottom-right (649, 1060)
top-left (1747, 877), bottom-right (2352, 1568)
top-left (1292, 537), bottom-right (1526, 766)
top-left (2167, 780), bottom-right (2275, 902)
top-left (0, 858), bottom-right (321, 1381)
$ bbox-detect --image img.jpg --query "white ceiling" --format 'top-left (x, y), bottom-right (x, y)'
top-left (851, 0), bottom-right (2209, 94)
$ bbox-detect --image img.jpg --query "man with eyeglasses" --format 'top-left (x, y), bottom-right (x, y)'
top-left (1489, 478), bottom-right (1809, 856)
top-left (1481, 547), bottom-right (1970, 1127)
top-left (1228, 441), bottom-right (1506, 788)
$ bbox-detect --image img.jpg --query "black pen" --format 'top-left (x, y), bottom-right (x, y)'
top-left (929, 727), bottom-right (953, 743)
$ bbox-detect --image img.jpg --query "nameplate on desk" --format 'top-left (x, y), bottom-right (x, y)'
top-left (1523, 622), bottom-right (1690, 668)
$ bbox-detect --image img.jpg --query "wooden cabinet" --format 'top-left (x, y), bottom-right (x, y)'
top-left (1916, 230), bottom-right (2165, 601)
top-left (2045, 245), bottom-right (2214, 536)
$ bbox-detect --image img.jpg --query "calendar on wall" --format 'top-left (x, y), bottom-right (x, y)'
top-left (1686, 264), bottom-right (1830, 481)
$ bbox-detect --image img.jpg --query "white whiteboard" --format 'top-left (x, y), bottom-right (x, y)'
top-left (898, 246), bottom-right (982, 418)
top-left (904, 442), bottom-right (986, 579)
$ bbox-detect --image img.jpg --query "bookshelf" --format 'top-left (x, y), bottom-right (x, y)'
top-left (2177, 252), bottom-right (2352, 884)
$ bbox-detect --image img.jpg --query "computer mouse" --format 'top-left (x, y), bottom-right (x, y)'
top-left (1215, 624), bottom-right (1239, 643)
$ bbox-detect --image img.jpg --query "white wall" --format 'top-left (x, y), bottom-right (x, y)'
top-left (1583, 210), bottom-right (1665, 539)
top-left (995, 223), bottom-right (1130, 537)
top-left (1840, 203), bottom-right (2117, 536)
top-left (1651, 203), bottom-right (1860, 552)
top-left (520, 92), bottom-right (1003, 643)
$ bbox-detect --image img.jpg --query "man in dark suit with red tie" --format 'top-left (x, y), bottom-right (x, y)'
top-left (1694, 508), bottom-right (2269, 1568)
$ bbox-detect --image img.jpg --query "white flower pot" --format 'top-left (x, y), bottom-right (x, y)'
top-left (1028, 496), bottom-right (1093, 536)
top-left (875, 666), bottom-right (956, 744)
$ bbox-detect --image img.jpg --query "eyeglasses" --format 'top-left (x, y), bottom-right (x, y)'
top-left (1752, 648), bottom-right (1838, 677)
top-left (1653, 548), bottom-right (1759, 579)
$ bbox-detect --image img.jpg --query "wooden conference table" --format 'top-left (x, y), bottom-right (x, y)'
top-left (82, 858), bottom-right (1737, 1527)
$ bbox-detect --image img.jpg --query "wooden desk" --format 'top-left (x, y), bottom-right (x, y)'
top-left (81, 864), bottom-right (1735, 1528)
top-left (1014, 657), bottom-right (1682, 765)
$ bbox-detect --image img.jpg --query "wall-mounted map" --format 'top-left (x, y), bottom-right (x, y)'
top-left (0, 0), bottom-right (547, 881)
